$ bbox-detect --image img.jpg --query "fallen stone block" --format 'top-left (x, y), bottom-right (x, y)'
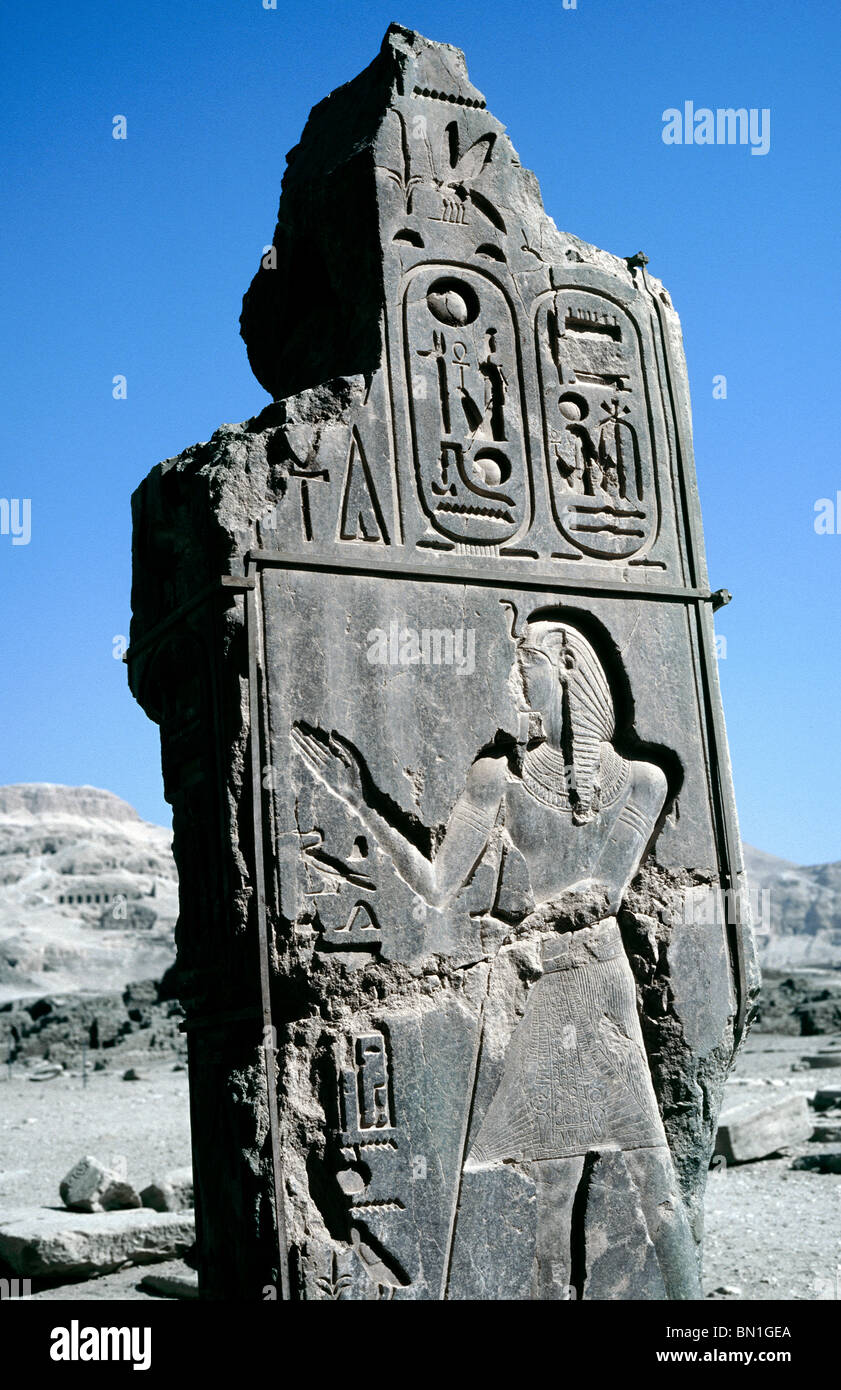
top-left (139, 1168), bottom-right (193, 1213)
top-left (0, 1209), bottom-right (194, 1279)
top-left (803, 1054), bottom-right (841, 1070)
top-left (138, 1268), bottom-right (199, 1299)
top-left (29, 1062), bottom-right (63, 1082)
top-left (715, 1093), bottom-right (812, 1163)
top-left (791, 1153), bottom-right (841, 1175)
top-left (60, 1156), bottom-right (141, 1213)
top-left (813, 1089), bottom-right (841, 1111)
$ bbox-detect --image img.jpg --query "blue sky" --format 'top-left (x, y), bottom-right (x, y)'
top-left (1, 0), bottom-right (839, 863)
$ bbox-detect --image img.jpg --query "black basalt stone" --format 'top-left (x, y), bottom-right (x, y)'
top-left (129, 25), bottom-right (757, 1301)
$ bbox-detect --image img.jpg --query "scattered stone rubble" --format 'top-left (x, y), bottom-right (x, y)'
top-left (0, 975), bottom-right (185, 1068)
top-left (140, 1168), bottom-right (194, 1213)
top-left (791, 1153), bottom-right (841, 1175)
top-left (755, 972), bottom-right (841, 1035)
top-left (714, 1095), bottom-right (812, 1163)
top-left (0, 1150), bottom-right (195, 1285)
top-left (59, 1155), bottom-right (141, 1214)
top-left (712, 1069), bottom-right (841, 1174)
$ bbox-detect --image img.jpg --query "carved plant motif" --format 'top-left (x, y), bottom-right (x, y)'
top-left (381, 110), bottom-right (425, 213)
top-left (315, 1251), bottom-right (352, 1300)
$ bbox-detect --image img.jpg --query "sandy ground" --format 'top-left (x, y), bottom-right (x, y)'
top-left (0, 1051), bottom-right (193, 1301)
top-left (0, 1055), bottom-right (191, 1212)
top-left (2, 1033), bottom-right (839, 1301)
top-left (704, 1033), bottom-right (841, 1301)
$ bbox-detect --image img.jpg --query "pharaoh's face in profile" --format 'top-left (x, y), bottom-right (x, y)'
top-left (512, 643), bottom-right (558, 724)
top-left (510, 621), bottom-right (614, 742)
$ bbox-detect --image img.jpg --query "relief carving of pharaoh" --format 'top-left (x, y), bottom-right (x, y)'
top-left (292, 609), bottom-right (701, 1298)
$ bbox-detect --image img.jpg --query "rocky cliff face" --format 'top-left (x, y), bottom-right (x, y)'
top-left (0, 785), bottom-right (177, 1002)
top-left (744, 844), bottom-right (841, 968)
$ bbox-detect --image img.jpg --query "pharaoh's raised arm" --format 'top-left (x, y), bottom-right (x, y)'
top-left (291, 724), bottom-right (504, 909)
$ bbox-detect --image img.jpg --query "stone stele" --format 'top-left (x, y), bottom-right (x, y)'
top-left (128, 25), bottom-right (759, 1301)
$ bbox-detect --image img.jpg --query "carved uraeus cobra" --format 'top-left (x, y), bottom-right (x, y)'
top-left (292, 610), bottom-right (701, 1299)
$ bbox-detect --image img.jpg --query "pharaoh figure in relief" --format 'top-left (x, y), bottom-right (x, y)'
top-left (292, 608), bottom-right (701, 1299)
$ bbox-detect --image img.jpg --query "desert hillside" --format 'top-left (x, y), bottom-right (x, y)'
top-left (0, 784), bottom-right (177, 1003)
top-left (743, 843), bottom-right (841, 968)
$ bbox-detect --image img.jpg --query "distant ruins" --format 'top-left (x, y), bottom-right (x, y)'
top-left (128, 26), bottom-right (758, 1299)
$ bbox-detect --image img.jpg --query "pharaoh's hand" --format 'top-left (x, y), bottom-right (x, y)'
top-left (291, 724), bottom-right (365, 810)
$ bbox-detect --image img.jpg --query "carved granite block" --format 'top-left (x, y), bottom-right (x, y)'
top-left (128, 25), bottom-right (758, 1300)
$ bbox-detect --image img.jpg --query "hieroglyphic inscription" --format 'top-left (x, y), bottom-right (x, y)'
top-left (534, 289), bottom-right (659, 559)
top-left (404, 266), bottom-right (530, 545)
top-left (342, 1033), bottom-right (393, 1131)
top-left (338, 429), bottom-right (390, 544)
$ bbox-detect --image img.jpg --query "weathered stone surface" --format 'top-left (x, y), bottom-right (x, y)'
top-left (715, 1095), bottom-right (812, 1163)
top-left (578, 1151), bottom-right (667, 1301)
top-left (59, 1156), bottom-right (141, 1213)
top-left (128, 25), bottom-right (756, 1300)
top-left (803, 1053), bottom-right (841, 1069)
top-left (140, 1168), bottom-right (194, 1212)
top-left (0, 1209), bottom-right (194, 1279)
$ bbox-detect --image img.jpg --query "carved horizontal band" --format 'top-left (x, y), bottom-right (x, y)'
top-left (247, 549), bottom-right (716, 605)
